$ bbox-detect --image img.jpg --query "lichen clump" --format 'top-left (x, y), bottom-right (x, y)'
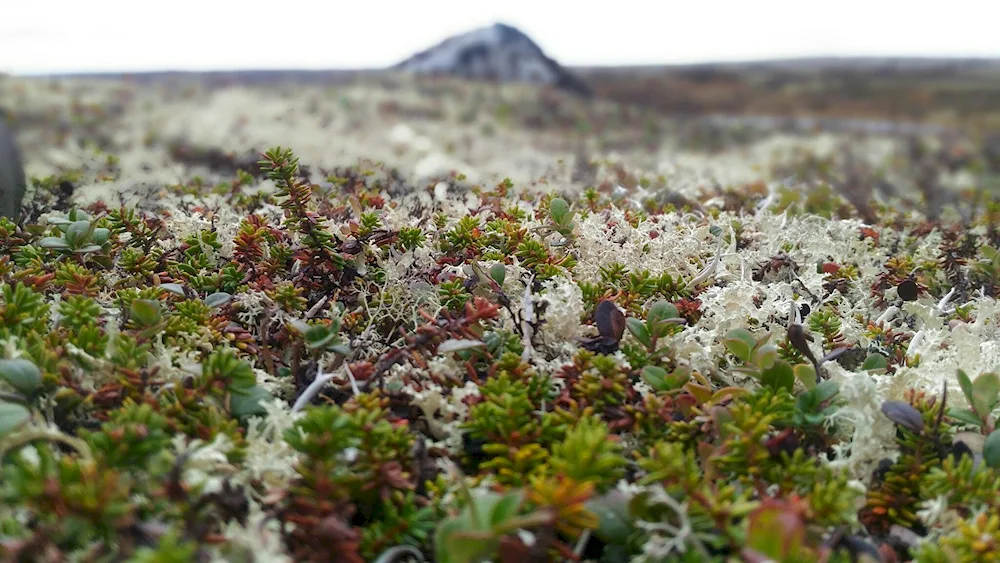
top-left (1, 137), bottom-right (1000, 563)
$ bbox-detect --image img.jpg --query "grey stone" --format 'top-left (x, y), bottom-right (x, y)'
top-left (0, 116), bottom-right (26, 220)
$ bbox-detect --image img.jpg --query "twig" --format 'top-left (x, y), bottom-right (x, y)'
top-left (937, 287), bottom-right (957, 315)
top-left (0, 425), bottom-right (95, 464)
top-left (291, 364), bottom-right (338, 414)
top-left (572, 529), bottom-right (592, 559)
top-left (520, 275), bottom-right (536, 364)
top-left (793, 275), bottom-right (819, 302)
top-left (258, 307), bottom-right (276, 377)
top-left (371, 545), bottom-right (425, 563)
top-left (344, 362), bottom-right (361, 397)
top-left (305, 295), bottom-right (329, 320)
top-left (686, 234), bottom-right (723, 289)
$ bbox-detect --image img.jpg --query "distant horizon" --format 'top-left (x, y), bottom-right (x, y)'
top-left (8, 55), bottom-right (1000, 79)
top-left (2, 0), bottom-right (999, 75)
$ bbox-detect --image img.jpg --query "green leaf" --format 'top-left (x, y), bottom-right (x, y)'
top-left (796, 381), bottom-right (839, 422)
top-left (641, 365), bottom-right (668, 390)
top-left (756, 345), bottom-right (778, 370)
top-left (129, 299), bottom-right (162, 327)
top-left (488, 263), bottom-right (506, 286)
top-left (971, 372), bottom-right (1000, 419)
top-left (37, 237), bottom-right (70, 249)
top-left (0, 358), bottom-right (42, 395)
top-left (948, 407), bottom-right (985, 428)
top-left (73, 245), bottom-right (103, 254)
top-left (711, 386), bottom-right (749, 404)
top-left (760, 360), bottom-right (795, 392)
top-left (586, 492), bottom-right (633, 545)
top-left (159, 283), bottom-right (186, 297)
top-left (667, 366), bottom-right (692, 390)
top-left (746, 504), bottom-right (805, 559)
top-left (685, 382), bottom-right (712, 404)
top-left (796, 391), bottom-right (818, 413)
top-left (647, 302), bottom-right (683, 338)
top-left (438, 528), bottom-right (497, 563)
top-left (984, 429), bottom-right (1000, 469)
top-left (328, 314), bottom-right (342, 335)
top-left (303, 326), bottom-right (334, 348)
top-left (91, 227), bottom-right (111, 245)
top-left (328, 343), bottom-right (351, 356)
top-left (549, 198), bottom-right (570, 223)
top-left (229, 385), bottom-right (273, 419)
top-left (205, 292), bottom-right (232, 308)
top-left (626, 318), bottom-right (651, 349)
top-left (469, 491), bottom-right (503, 529)
top-left (726, 328), bottom-right (756, 349)
top-left (64, 220), bottom-right (92, 246)
top-left (724, 337), bottom-right (752, 365)
top-left (0, 401), bottom-right (30, 436)
top-left (138, 321), bottom-right (168, 340)
top-left (811, 380), bottom-right (840, 404)
top-left (647, 301), bottom-right (679, 326)
top-left (803, 413), bottom-right (826, 425)
top-left (862, 353), bottom-right (888, 373)
top-left (793, 364), bottom-right (817, 389)
top-left (68, 209), bottom-right (91, 222)
top-left (48, 217), bottom-right (72, 229)
top-left (489, 490), bottom-right (524, 526)
top-left (956, 369), bottom-right (975, 407)
top-left (642, 365), bottom-right (689, 392)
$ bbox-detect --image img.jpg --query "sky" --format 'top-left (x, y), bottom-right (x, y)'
top-left (2, 0), bottom-right (999, 75)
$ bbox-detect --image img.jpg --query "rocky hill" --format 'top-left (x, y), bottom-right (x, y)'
top-left (393, 22), bottom-right (592, 96)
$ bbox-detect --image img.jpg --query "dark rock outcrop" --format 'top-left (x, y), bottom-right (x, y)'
top-left (0, 113), bottom-right (26, 220)
top-left (393, 22), bottom-right (591, 97)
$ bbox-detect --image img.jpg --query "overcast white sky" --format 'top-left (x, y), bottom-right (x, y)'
top-left (2, 0), bottom-right (999, 75)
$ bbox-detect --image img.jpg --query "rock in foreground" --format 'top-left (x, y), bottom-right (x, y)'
top-left (0, 115), bottom-right (26, 219)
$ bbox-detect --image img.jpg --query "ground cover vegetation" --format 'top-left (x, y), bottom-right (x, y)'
top-left (1, 70), bottom-right (1000, 562)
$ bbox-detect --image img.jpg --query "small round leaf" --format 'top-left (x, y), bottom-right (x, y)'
top-left (489, 263), bottom-right (506, 286)
top-left (159, 283), bottom-right (186, 297)
top-left (91, 227), bottom-right (111, 245)
top-left (229, 385), bottom-right (273, 419)
top-left (862, 353), bottom-right (888, 373)
top-left (642, 365), bottom-right (668, 389)
top-left (549, 198), bottom-right (570, 222)
top-left (586, 491), bottom-right (633, 545)
top-left (0, 358), bottom-right (42, 395)
top-left (760, 360), bottom-right (795, 392)
top-left (625, 318), bottom-right (651, 348)
top-left (130, 299), bottom-right (162, 327)
top-left (724, 337), bottom-right (753, 365)
top-left (205, 292), bottom-right (233, 308)
top-left (64, 220), bottom-right (92, 246)
top-left (971, 372), bottom-right (1000, 419)
top-left (984, 429), bottom-right (1000, 469)
top-left (0, 401), bottom-right (30, 436)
